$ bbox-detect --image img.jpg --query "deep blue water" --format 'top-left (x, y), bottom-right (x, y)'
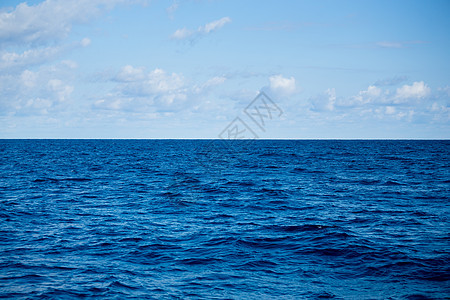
top-left (0, 139), bottom-right (449, 299)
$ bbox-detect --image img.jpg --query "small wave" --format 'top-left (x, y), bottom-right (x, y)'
top-left (310, 291), bottom-right (337, 299)
top-left (31, 288), bottom-right (89, 298)
top-left (292, 167), bottom-right (307, 173)
top-left (33, 177), bottom-right (92, 183)
top-left (237, 236), bottom-right (299, 250)
top-left (258, 188), bottom-right (290, 198)
top-left (61, 177), bottom-right (92, 182)
top-left (265, 165), bottom-right (281, 169)
top-left (202, 236), bottom-right (236, 247)
top-left (224, 180), bottom-right (255, 187)
top-left (259, 152), bottom-right (280, 157)
top-left (267, 224), bottom-right (332, 232)
top-left (403, 294), bottom-right (435, 300)
top-left (179, 257), bottom-right (223, 265)
top-left (358, 179), bottom-right (382, 185)
top-left (181, 177), bottom-right (201, 184)
top-left (160, 191), bottom-right (183, 198)
top-left (108, 280), bottom-right (140, 290)
top-left (119, 237), bottom-right (143, 243)
top-left (138, 243), bottom-right (182, 251)
top-left (0, 274), bottom-right (45, 281)
top-left (238, 259), bottom-right (278, 269)
top-left (383, 180), bottom-right (404, 186)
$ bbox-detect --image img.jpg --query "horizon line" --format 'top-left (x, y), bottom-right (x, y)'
top-left (1, 138), bottom-right (449, 141)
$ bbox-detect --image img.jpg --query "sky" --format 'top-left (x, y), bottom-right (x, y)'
top-left (0, 0), bottom-right (449, 139)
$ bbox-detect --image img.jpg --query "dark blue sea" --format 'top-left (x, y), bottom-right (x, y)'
top-left (0, 140), bottom-right (449, 299)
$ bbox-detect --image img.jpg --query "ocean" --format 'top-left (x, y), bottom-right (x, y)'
top-left (0, 139), bottom-right (448, 299)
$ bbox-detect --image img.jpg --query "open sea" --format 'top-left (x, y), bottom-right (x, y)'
top-left (0, 139), bottom-right (448, 299)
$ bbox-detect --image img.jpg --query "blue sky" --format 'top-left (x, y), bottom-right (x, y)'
top-left (0, 0), bottom-right (449, 138)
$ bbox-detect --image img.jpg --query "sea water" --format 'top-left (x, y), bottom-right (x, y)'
top-left (0, 140), bottom-right (448, 299)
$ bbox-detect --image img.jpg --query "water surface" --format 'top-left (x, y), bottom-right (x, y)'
top-left (0, 140), bottom-right (448, 299)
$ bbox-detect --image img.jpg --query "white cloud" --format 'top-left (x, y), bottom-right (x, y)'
top-left (145, 68), bottom-right (185, 93)
top-left (48, 79), bottom-right (74, 102)
top-left (0, 63), bottom-right (76, 116)
top-left (95, 65), bottom-right (227, 114)
top-left (194, 76), bottom-right (227, 93)
top-left (80, 37), bottom-right (91, 47)
top-left (0, 1), bottom-right (136, 79)
top-left (396, 81), bottom-right (430, 99)
top-left (0, 46), bottom-right (64, 72)
top-left (171, 28), bottom-right (194, 40)
top-left (0, 0), bottom-right (134, 46)
top-left (21, 70), bottom-right (37, 88)
top-left (94, 65), bottom-right (187, 113)
top-left (385, 106), bottom-right (396, 115)
top-left (0, 38), bottom-right (92, 75)
top-left (352, 85), bottom-right (382, 104)
top-left (336, 81), bottom-right (431, 110)
top-left (364, 85), bottom-right (382, 97)
top-left (200, 17), bottom-right (231, 34)
top-left (115, 65), bottom-right (146, 82)
top-left (269, 74), bottom-right (296, 96)
top-left (23, 98), bottom-right (53, 115)
top-left (111, 67), bottom-right (187, 99)
top-left (303, 80), bottom-right (448, 127)
top-left (171, 17), bottom-right (231, 40)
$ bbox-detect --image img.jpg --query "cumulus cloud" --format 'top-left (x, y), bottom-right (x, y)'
top-left (395, 81), bottom-right (430, 99)
top-left (304, 80), bottom-right (447, 125)
top-left (171, 17), bottom-right (231, 41)
top-left (350, 85), bottom-right (382, 105)
top-left (95, 65), bottom-right (227, 113)
top-left (0, 63), bottom-right (75, 116)
top-left (333, 81), bottom-right (431, 110)
top-left (269, 74), bottom-right (296, 96)
top-left (144, 68), bottom-right (185, 94)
